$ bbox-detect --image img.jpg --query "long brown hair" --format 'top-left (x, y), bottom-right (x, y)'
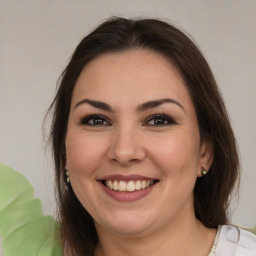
top-left (48, 17), bottom-right (239, 255)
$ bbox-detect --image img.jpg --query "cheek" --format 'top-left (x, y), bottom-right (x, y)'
top-left (65, 132), bottom-right (107, 175)
top-left (149, 132), bottom-right (200, 176)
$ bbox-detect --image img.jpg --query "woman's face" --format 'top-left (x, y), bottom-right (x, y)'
top-left (65, 49), bottom-right (212, 236)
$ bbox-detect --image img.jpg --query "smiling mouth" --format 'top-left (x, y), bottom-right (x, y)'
top-left (102, 179), bottom-right (158, 192)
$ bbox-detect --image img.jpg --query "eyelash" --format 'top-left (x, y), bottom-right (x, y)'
top-left (79, 114), bottom-right (177, 127)
top-left (144, 114), bottom-right (177, 126)
top-left (79, 114), bottom-right (110, 126)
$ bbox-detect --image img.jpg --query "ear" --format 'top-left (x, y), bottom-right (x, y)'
top-left (65, 160), bottom-right (69, 170)
top-left (197, 138), bottom-right (213, 177)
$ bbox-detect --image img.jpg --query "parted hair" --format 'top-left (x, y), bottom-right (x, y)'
top-left (48, 17), bottom-right (239, 256)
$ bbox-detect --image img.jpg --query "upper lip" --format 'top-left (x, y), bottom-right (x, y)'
top-left (98, 174), bottom-right (158, 182)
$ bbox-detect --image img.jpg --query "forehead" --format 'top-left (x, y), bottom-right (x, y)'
top-left (71, 49), bottom-right (192, 109)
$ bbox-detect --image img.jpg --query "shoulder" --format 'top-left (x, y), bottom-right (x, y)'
top-left (215, 225), bottom-right (256, 256)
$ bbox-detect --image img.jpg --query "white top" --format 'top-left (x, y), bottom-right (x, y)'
top-left (213, 225), bottom-right (256, 256)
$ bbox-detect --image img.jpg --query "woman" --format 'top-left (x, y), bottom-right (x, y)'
top-left (48, 17), bottom-right (255, 255)
top-left (0, 17), bottom-right (255, 255)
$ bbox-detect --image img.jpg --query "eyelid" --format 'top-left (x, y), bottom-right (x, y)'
top-left (78, 113), bottom-right (176, 127)
top-left (144, 114), bottom-right (177, 126)
top-left (78, 114), bottom-right (111, 126)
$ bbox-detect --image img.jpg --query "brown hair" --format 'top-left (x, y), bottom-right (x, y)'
top-left (48, 17), bottom-right (239, 255)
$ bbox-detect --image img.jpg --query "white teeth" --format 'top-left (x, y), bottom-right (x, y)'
top-left (127, 181), bottom-right (135, 191)
top-left (135, 180), bottom-right (142, 190)
top-left (119, 181), bottom-right (127, 191)
top-left (109, 180), bottom-right (113, 189)
top-left (113, 180), bottom-right (118, 190)
top-left (104, 180), bottom-right (154, 192)
top-left (141, 180), bottom-right (146, 189)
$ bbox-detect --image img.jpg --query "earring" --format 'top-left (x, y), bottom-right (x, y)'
top-left (65, 169), bottom-right (71, 189)
top-left (201, 168), bottom-right (207, 176)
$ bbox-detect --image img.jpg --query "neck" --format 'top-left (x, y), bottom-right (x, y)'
top-left (94, 214), bottom-right (216, 256)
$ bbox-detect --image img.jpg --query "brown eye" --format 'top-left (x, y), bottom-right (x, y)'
top-left (152, 118), bottom-right (168, 125)
top-left (80, 114), bottom-right (110, 126)
top-left (145, 114), bottom-right (177, 126)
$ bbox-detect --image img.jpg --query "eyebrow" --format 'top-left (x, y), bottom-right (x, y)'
top-left (74, 99), bottom-right (114, 112)
top-left (137, 98), bottom-right (185, 112)
top-left (74, 98), bottom-right (185, 112)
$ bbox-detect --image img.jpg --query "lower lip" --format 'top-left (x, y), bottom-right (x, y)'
top-left (99, 182), bottom-right (155, 202)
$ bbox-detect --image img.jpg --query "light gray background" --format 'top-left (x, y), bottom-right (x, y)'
top-left (0, 0), bottom-right (255, 229)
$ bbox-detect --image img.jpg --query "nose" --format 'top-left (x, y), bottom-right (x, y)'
top-left (107, 125), bottom-right (146, 166)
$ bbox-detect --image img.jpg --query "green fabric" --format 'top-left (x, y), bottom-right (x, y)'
top-left (0, 162), bottom-right (62, 255)
top-left (249, 227), bottom-right (256, 235)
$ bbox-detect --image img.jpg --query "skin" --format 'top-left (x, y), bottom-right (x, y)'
top-left (65, 49), bottom-right (215, 256)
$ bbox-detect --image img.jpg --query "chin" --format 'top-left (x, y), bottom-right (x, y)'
top-left (96, 211), bottom-right (155, 236)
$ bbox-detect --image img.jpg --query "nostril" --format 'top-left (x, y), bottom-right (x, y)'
top-left (110, 157), bottom-right (140, 166)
